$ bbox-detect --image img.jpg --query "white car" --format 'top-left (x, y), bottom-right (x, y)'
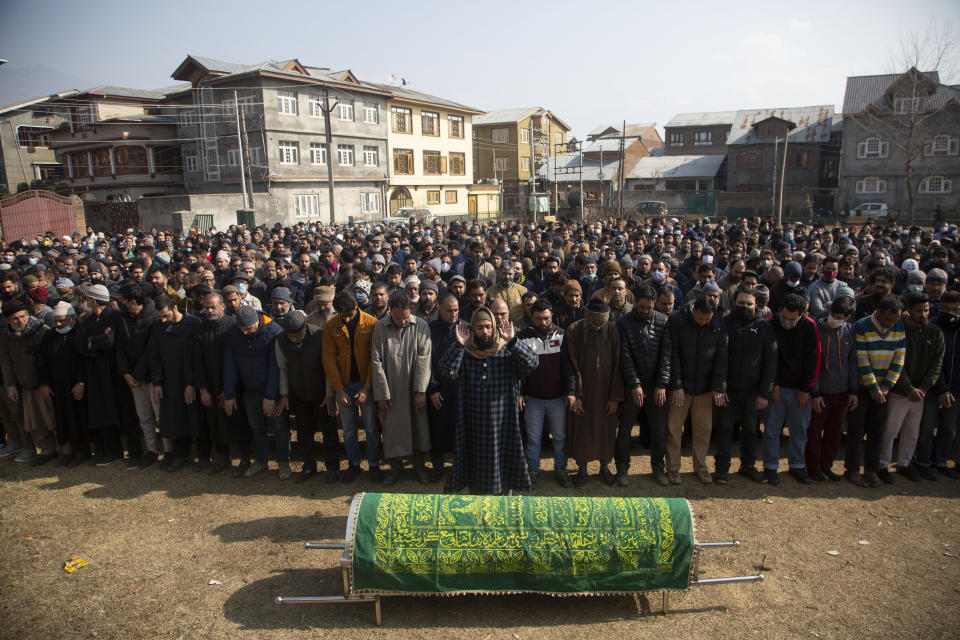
top-left (853, 202), bottom-right (888, 217)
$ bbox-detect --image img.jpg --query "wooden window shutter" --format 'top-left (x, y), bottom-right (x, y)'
top-left (880, 141), bottom-right (889, 157)
top-left (440, 156), bottom-right (448, 174)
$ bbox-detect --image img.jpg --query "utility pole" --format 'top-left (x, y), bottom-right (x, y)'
top-left (553, 143), bottom-right (559, 217)
top-left (528, 119), bottom-right (536, 224)
top-left (772, 137), bottom-right (779, 215)
top-left (233, 91), bottom-right (249, 209)
top-left (778, 129), bottom-right (789, 228)
top-left (618, 119), bottom-right (625, 218)
top-left (321, 87), bottom-right (338, 225)
top-left (578, 139), bottom-right (584, 224)
top-left (239, 99), bottom-right (255, 210)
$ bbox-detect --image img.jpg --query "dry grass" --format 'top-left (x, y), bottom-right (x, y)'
top-left (2, 450), bottom-right (959, 640)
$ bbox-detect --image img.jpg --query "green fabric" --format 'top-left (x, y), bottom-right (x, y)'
top-left (350, 493), bottom-right (695, 595)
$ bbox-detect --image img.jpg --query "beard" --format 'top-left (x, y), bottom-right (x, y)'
top-left (475, 335), bottom-right (496, 349)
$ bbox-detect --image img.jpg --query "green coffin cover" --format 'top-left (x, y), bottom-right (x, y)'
top-left (349, 493), bottom-right (696, 595)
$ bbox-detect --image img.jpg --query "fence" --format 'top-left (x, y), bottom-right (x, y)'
top-left (0, 190), bottom-right (85, 241)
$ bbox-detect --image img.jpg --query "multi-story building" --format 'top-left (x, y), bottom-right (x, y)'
top-left (166, 55), bottom-right (392, 225)
top-left (0, 91), bottom-right (75, 194)
top-left (662, 112), bottom-right (736, 157)
top-left (363, 84), bottom-right (481, 217)
top-left (47, 86), bottom-right (187, 201)
top-left (472, 107), bottom-right (569, 213)
top-left (838, 68), bottom-right (960, 218)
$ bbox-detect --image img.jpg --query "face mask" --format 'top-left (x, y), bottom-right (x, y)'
top-left (28, 257), bottom-right (37, 266)
top-left (779, 316), bottom-right (799, 330)
top-left (56, 325), bottom-right (73, 334)
top-left (583, 273), bottom-right (597, 282)
top-left (2, 256), bottom-right (11, 263)
top-left (733, 306), bottom-right (754, 322)
top-left (651, 271), bottom-right (666, 283)
top-left (440, 262), bottom-right (451, 273)
top-left (908, 284), bottom-right (923, 294)
top-left (943, 312), bottom-right (959, 326)
top-left (822, 270), bottom-right (836, 283)
top-left (236, 282), bottom-right (248, 295)
top-left (355, 293), bottom-right (368, 305)
top-left (761, 259), bottom-right (772, 269)
top-left (785, 280), bottom-right (798, 288)
top-left (826, 316), bottom-right (844, 329)
top-left (702, 255), bottom-right (714, 264)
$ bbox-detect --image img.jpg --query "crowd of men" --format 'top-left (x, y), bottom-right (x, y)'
top-left (0, 214), bottom-right (958, 495)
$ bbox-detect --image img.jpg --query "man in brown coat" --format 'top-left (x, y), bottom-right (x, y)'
top-left (562, 299), bottom-right (624, 487)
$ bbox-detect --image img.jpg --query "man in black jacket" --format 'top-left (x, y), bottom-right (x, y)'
top-left (617, 286), bottom-right (671, 486)
top-left (715, 287), bottom-right (778, 483)
top-left (275, 310), bottom-right (340, 483)
top-left (116, 284), bottom-right (161, 469)
top-left (666, 296), bottom-right (728, 485)
top-left (763, 293), bottom-right (821, 485)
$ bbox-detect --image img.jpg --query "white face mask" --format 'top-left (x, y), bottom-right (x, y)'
top-left (825, 316), bottom-right (844, 329)
top-left (702, 255), bottom-right (714, 264)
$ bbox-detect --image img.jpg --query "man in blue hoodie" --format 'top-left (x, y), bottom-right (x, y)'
top-left (223, 305), bottom-right (287, 479)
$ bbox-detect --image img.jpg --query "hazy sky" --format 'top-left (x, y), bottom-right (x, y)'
top-left (1, 0), bottom-right (957, 137)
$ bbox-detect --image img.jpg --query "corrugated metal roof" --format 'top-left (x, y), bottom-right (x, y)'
top-left (79, 85), bottom-right (170, 100)
top-left (664, 111), bottom-right (737, 127)
top-left (0, 90), bottom-right (79, 114)
top-left (186, 55), bottom-right (251, 75)
top-left (726, 105), bottom-right (835, 145)
top-left (98, 114), bottom-right (178, 124)
top-left (626, 154), bottom-right (725, 180)
top-left (538, 156), bottom-right (620, 182)
top-left (364, 82), bottom-right (481, 113)
top-left (841, 70), bottom-right (960, 115)
top-left (583, 138), bottom-right (622, 153)
top-left (473, 107), bottom-right (544, 126)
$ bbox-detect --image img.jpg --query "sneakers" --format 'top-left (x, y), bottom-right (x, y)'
top-left (897, 465), bottom-right (920, 482)
top-left (863, 472), bottom-right (882, 488)
top-left (528, 470), bottom-right (539, 488)
top-left (938, 466), bottom-right (960, 480)
top-left (382, 468), bottom-right (400, 486)
top-left (877, 469), bottom-right (896, 485)
top-left (207, 456), bottom-right (227, 476)
top-left (232, 461), bottom-right (251, 478)
top-left (763, 469), bottom-right (780, 486)
top-left (917, 465), bottom-right (937, 481)
top-left (416, 468), bottom-right (430, 485)
top-left (0, 440), bottom-right (21, 458)
top-left (243, 461), bottom-right (266, 478)
top-left (277, 462), bottom-right (293, 481)
top-left (599, 465), bottom-right (616, 486)
top-left (14, 449), bottom-right (36, 464)
top-left (696, 469), bottom-right (713, 484)
top-left (738, 467), bottom-right (764, 483)
top-left (294, 467), bottom-right (316, 484)
top-left (667, 470), bottom-right (682, 485)
top-left (616, 471), bottom-right (631, 487)
top-left (555, 469), bottom-right (572, 488)
top-left (140, 451), bottom-right (159, 469)
top-left (166, 456), bottom-right (187, 472)
top-left (125, 457), bottom-right (142, 471)
top-left (29, 452), bottom-right (56, 467)
top-left (808, 468), bottom-right (827, 483)
top-left (342, 465), bottom-right (362, 484)
top-left (573, 467), bottom-right (588, 488)
top-left (652, 469), bottom-right (670, 486)
top-left (845, 470), bottom-right (866, 487)
top-left (712, 471), bottom-right (728, 485)
top-left (790, 468), bottom-right (814, 485)
top-left (821, 468), bottom-right (842, 483)
top-left (157, 454), bottom-right (174, 471)
top-left (96, 454), bottom-right (120, 467)
top-left (325, 469), bottom-right (340, 484)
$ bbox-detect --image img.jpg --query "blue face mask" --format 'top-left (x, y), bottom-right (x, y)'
top-left (236, 282), bottom-right (248, 295)
top-left (583, 273), bottom-right (597, 282)
top-left (28, 257), bottom-right (37, 266)
top-left (908, 284), bottom-right (923, 293)
top-left (355, 292), bottom-right (368, 305)
top-left (651, 270), bottom-right (666, 283)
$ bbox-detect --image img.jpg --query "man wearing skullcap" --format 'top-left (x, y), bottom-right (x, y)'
top-left (562, 299), bottom-right (623, 487)
top-left (27, 287), bottom-right (54, 328)
top-left (554, 280), bottom-right (584, 330)
top-left (39, 301), bottom-right (90, 466)
top-left (486, 261), bottom-right (527, 323)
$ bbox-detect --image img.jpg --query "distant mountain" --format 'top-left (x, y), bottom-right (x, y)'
top-left (0, 63), bottom-right (95, 108)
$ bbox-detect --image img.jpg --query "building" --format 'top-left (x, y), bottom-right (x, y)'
top-left (662, 111), bottom-right (736, 157)
top-left (163, 55), bottom-right (393, 227)
top-left (472, 107), bottom-right (569, 213)
top-left (0, 91), bottom-right (76, 194)
top-left (838, 68), bottom-right (960, 219)
top-left (623, 154), bottom-right (726, 216)
top-left (46, 86), bottom-right (187, 202)
top-left (363, 83), bottom-right (483, 217)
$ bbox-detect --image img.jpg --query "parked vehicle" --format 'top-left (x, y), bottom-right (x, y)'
top-left (853, 202), bottom-right (888, 217)
top-left (636, 201), bottom-right (669, 216)
top-left (383, 207), bottom-right (436, 226)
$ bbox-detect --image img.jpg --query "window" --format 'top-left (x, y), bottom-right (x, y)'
top-left (278, 141), bottom-right (299, 164)
top-left (114, 146), bottom-right (148, 175)
top-left (855, 177), bottom-right (887, 194)
top-left (894, 96), bottom-right (924, 115)
top-left (494, 157), bottom-right (509, 171)
top-left (179, 109), bottom-right (196, 127)
top-left (669, 131), bottom-right (683, 145)
top-left (72, 106), bottom-right (93, 129)
top-left (37, 164), bottom-right (64, 181)
top-left (520, 128), bottom-right (529, 144)
top-left (363, 103), bottom-right (379, 124)
top-left (226, 148), bottom-right (240, 167)
top-left (337, 144), bottom-right (354, 166)
top-left (521, 157), bottom-right (531, 173)
top-left (237, 94), bottom-right (257, 116)
top-left (393, 149), bottom-right (414, 174)
top-left (786, 150), bottom-right (809, 169)
top-left (277, 90), bottom-right (298, 115)
top-left (919, 176), bottom-right (952, 193)
top-left (249, 147), bottom-right (265, 166)
top-left (924, 135), bottom-right (960, 156)
top-left (492, 128), bottom-right (509, 144)
top-left (423, 150), bottom-right (444, 175)
top-left (338, 102), bottom-right (354, 121)
top-left (757, 122), bottom-right (788, 139)
top-left (17, 126), bottom-right (51, 148)
top-left (92, 149), bottom-right (112, 177)
top-left (421, 111), bottom-right (439, 136)
top-left (221, 97), bottom-right (236, 117)
top-left (308, 95), bottom-right (323, 118)
top-left (293, 194), bottom-right (319, 218)
top-left (309, 143), bottom-right (327, 165)
top-left (857, 137), bottom-right (889, 159)
top-left (392, 106), bottom-right (412, 133)
top-left (184, 154), bottom-right (199, 172)
top-left (693, 131), bottom-right (712, 146)
top-left (554, 132), bottom-right (563, 148)
top-left (69, 152), bottom-right (90, 177)
top-left (448, 114), bottom-right (463, 138)
top-left (426, 190), bottom-right (441, 205)
top-left (361, 192), bottom-right (380, 214)
top-left (204, 148), bottom-right (221, 181)
top-left (154, 146), bottom-right (182, 174)
top-left (449, 152), bottom-right (466, 176)
top-left (445, 190), bottom-right (458, 204)
top-left (362, 145), bottom-right (378, 167)
top-left (734, 151), bottom-right (762, 170)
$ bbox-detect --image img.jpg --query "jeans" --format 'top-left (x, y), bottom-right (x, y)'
top-left (763, 387), bottom-right (812, 470)
top-left (915, 396), bottom-right (960, 468)
top-left (881, 393), bottom-right (924, 467)
top-left (523, 396), bottom-right (566, 472)
top-left (845, 389), bottom-right (887, 474)
top-left (241, 392), bottom-right (290, 465)
top-left (618, 385), bottom-right (668, 472)
top-left (339, 381), bottom-right (380, 468)
top-left (715, 390), bottom-right (759, 474)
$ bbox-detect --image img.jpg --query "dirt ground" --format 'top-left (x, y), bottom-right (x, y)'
top-left (1, 448), bottom-right (959, 640)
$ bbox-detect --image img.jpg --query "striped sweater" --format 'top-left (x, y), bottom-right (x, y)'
top-left (854, 315), bottom-right (906, 391)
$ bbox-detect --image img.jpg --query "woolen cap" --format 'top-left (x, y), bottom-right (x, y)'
top-left (235, 305), bottom-right (259, 327)
top-left (278, 309), bottom-right (307, 332)
top-left (86, 284), bottom-right (110, 303)
top-left (271, 287), bottom-right (292, 302)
